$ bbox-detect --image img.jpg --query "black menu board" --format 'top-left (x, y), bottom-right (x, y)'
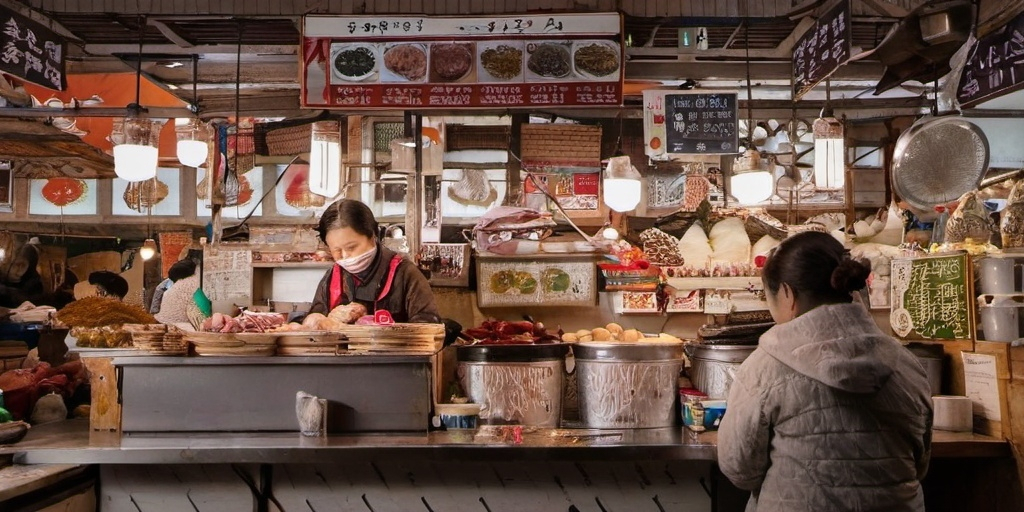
top-left (957, 11), bottom-right (1024, 108)
top-left (664, 93), bottom-right (738, 155)
top-left (0, 5), bottom-right (65, 90)
top-left (792, 0), bottom-right (851, 100)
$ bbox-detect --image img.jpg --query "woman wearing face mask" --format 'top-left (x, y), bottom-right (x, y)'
top-left (717, 231), bottom-right (932, 512)
top-left (308, 199), bottom-right (441, 323)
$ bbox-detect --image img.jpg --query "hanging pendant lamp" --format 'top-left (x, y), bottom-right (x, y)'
top-left (309, 120), bottom-right (342, 198)
top-left (813, 79), bottom-right (845, 190)
top-left (176, 54), bottom-right (210, 168)
top-left (728, 25), bottom-right (773, 206)
top-left (113, 15), bottom-right (158, 182)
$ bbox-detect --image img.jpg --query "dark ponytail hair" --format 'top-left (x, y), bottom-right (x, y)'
top-left (762, 231), bottom-right (871, 309)
top-left (317, 199), bottom-right (379, 243)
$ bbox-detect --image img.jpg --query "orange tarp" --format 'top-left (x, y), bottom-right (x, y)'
top-left (21, 73), bottom-right (187, 159)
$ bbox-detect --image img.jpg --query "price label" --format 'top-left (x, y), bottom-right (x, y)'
top-left (704, 291), bottom-right (733, 314)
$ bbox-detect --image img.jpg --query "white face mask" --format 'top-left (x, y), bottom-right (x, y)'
top-left (337, 246), bottom-right (377, 274)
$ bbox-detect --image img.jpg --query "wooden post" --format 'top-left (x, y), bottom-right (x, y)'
top-left (82, 357), bottom-right (120, 432)
top-left (505, 113), bottom-right (527, 206)
top-left (406, 112), bottom-right (422, 261)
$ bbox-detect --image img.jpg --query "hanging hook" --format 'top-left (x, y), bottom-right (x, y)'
top-left (190, 53), bottom-right (200, 116)
top-left (743, 21), bottom-right (754, 148)
top-left (234, 20), bottom-right (244, 162)
top-left (613, 110), bottom-right (624, 157)
top-left (821, 78), bottom-right (835, 118)
top-left (129, 15), bottom-right (146, 114)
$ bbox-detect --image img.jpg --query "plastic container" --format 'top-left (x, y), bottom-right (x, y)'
top-left (682, 399), bottom-right (727, 430)
top-left (432, 403), bottom-right (483, 430)
top-left (976, 255), bottom-right (1024, 295)
top-left (978, 294), bottom-right (1024, 342)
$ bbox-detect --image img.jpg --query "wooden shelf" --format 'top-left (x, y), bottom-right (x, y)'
top-left (666, 276), bottom-right (763, 290)
top-left (475, 251), bottom-right (600, 261)
top-left (251, 262), bottom-right (334, 269)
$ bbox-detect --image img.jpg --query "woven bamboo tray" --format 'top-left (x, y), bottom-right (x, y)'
top-left (194, 344), bottom-right (277, 357)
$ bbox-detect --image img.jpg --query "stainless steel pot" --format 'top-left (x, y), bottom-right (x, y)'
top-left (686, 344), bottom-right (757, 399)
top-left (573, 343), bottom-right (684, 429)
top-left (456, 344), bottom-right (569, 427)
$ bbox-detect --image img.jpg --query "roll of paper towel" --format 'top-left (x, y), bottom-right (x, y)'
top-left (932, 395), bottom-right (973, 432)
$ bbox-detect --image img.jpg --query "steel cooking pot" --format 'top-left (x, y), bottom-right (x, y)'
top-left (456, 344), bottom-right (569, 427)
top-left (685, 344), bottom-right (757, 399)
top-left (573, 343), bottom-right (684, 429)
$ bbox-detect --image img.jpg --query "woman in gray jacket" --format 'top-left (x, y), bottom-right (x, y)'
top-left (718, 231), bottom-right (933, 512)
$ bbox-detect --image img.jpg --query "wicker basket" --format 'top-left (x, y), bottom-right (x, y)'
top-left (446, 124), bottom-right (511, 151)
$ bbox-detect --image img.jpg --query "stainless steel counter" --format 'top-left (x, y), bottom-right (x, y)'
top-left (0, 419), bottom-right (1008, 465)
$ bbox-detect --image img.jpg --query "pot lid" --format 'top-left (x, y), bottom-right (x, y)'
top-left (456, 343), bottom-right (569, 362)
top-left (573, 342), bottom-right (683, 361)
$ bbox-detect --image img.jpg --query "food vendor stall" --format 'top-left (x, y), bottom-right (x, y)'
top-left (3, 3), bottom-right (1024, 511)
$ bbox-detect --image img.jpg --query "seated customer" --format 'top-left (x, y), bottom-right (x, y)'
top-left (88, 271), bottom-right (129, 301)
top-left (151, 260), bottom-right (197, 314)
top-left (154, 272), bottom-right (199, 325)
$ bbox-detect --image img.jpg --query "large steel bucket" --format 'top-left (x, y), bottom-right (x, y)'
top-left (573, 343), bottom-right (683, 429)
top-left (456, 344), bottom-right (569, 427)
top-left (686, 344), bottom-right (757, 399)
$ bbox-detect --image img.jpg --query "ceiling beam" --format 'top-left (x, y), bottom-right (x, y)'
top-left (627, 47), bottom-right (795, 60)
top-left (858, 0), bottom-right (909, 18)
top-left (776, 16), bottom-right (816, 53)
top-left (147, 19), bottom-right (194, 48)
top-left (722, 24), bottom-right (744, 49)
top-left (625, 60), bottom-right (886, 81)
top-left (81, 44), bottom-right (296, 56)
top-left (0, 0), bottom-right (83, 42)
top-left (0, 106), bottom-right (194, 118)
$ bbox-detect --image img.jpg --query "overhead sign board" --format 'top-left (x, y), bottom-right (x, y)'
top-left (792, 0), bottom-right (851, 100)
top-left (957, 11), bottom-right (1024, 108)
top-left (301, 13), bottom-right (623, 109)
top-left (0, 5), bottom-right (65, 91)
top-left (643, 90), bottom-right (739, 157)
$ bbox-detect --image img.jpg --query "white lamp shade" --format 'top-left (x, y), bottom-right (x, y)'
top-left (602, 155), bottom-right (642, 212)
top-left (309, 139), bottom-right (341, 197)
top-left (309, 121), bottom-right (343, 198)
top-left (177, 139), bottom-right (209, 167)
top-left (603, 178), bottom-right (642, 212)
top-left (113, 144), bottom-right (158, 181)
top-left (139, 239), bottom-right (157, 261)
top-left (730, 171), bottom-right (774, 205)
top-left (813, 137), bottom-right (846, 189)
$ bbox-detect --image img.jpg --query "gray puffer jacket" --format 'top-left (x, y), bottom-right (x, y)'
top-left (718, 303), bottom-right (933, 512)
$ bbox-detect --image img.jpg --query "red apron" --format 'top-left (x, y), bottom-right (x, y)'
top-left (328, 255), bottom-right (403, 323)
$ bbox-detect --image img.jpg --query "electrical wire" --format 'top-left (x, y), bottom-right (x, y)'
top-left (506, 151), bottom-right (594, 242)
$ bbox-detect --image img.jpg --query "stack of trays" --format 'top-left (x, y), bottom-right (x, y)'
top-left (336, 323), bottom-right (445, 354)
top-left (183, 331), bottom-right (278, 356)
top-left (124, 324), bottom-right (187, 356)
top-left (0, 340), bottom-right (29, 370)
top-left (276, 331), bottom-right (346, 356)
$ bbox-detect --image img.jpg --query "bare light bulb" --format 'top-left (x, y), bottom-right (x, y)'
top-left (602, 227), bottom-right (620, 240)
top-left (139, 238), bottom-right (157, 261)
